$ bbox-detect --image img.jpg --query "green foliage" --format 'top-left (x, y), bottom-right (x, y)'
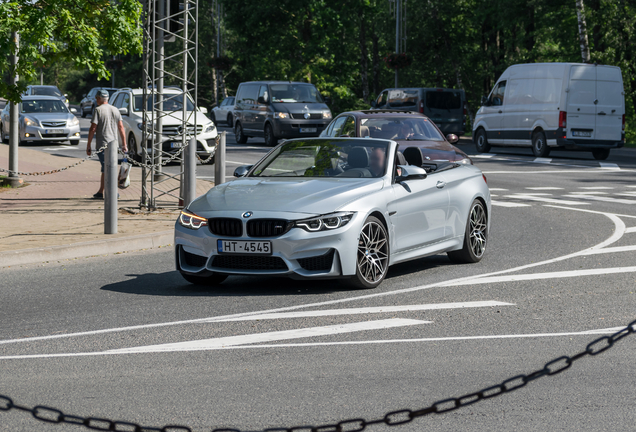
top-left (0, 0), bottom-right (143, 103)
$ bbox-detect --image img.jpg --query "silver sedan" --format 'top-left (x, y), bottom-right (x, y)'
top-left (0, 96), bottom-right (81, 145)
top-left (175, 137), bottom-right (491, 288)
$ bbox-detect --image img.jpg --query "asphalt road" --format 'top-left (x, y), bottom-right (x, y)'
top-left (1, 143), bottom-right (636, 431)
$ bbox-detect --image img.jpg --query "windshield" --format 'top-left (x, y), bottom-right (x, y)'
top-left (21, 99), bottom-right (69, 114)
top-left (133, 93), bottom-right (196, 112)
top-left (426, 91), bottom-right (461, 110)
top-left (361, 117), bottom-right (444, 141)
top-left (31, 87), bottom-right (62, 97)
top-left (270, 84), bottom-right (324, 103)
top-left (251, 139), bottom-right (389, 178)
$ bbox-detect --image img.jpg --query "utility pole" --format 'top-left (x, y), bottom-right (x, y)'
top-left (154, 0), bottom-right (165, 181)
top-left (216, 0), bottom-right (221, 107)
top-left (8, 31), bottom-right (23, 188)
top-left (394, 0), bottom-right (400, 88)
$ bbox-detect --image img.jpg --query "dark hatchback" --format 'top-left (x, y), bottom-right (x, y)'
top-left (320, 110), bottom-right (472, 164)
top-left (79, 87), bottom-right (119, 117)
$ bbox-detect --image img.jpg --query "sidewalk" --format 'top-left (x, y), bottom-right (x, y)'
top-left (0, 144), bottom-right (214, 267)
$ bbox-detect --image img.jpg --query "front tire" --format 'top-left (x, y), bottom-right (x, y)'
top-left (448, 200), bottom-right (488, 263)
top-left (235, 122), bottom-right (248, 144)
top-left (81, 107), bottom-right (87, 118)
top-left (474, 128), bottom-right (491, 153)
top-left (128, 133), bottom-right (141, 162)
top-left (531, 130), bottom-right (550, 157)
top-left (347, 216), bottom-right (389, 289)
top-left (180, 272), bottom-right (228, 286)
top-left (264, 123), bottom-right (278, 147)
top-left (592, 148), bottom-right (610, 160)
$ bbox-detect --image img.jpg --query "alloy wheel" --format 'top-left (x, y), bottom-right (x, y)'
top-left (357, 220), bottom-right (389, 284)
top-left (468, 203), bottom-right (487, 258)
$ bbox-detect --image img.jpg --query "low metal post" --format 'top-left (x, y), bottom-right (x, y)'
top-left (214, 131), bottom-right (226, 186)
top-left (8, 31), bottom-right (22, 188)
top-left (104, 142), bottom-right (118, 234)
top-left (183, 137), bottom-right (197, 206)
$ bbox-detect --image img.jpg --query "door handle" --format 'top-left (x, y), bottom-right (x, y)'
top-left (598, 112), bottom-right (606, 115)
top-left (436, 181), bottom-right (446, 189)
top-left (498, 110), bottom-right (503, 114)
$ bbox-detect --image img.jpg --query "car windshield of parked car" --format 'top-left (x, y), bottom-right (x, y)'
top-left (31, 87), bottom-right (62, 97)
top-left (250, 140), bottom-right (389, 178)
top-left (21, 99), bottom-right (69, 114)
top-left (270, 84), bottom-right (324, 103)
top-left (361, 117), bottom-right (444, 141)
top-left (133, 93), bottom-right (195, 112)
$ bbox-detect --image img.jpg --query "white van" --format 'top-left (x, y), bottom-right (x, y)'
top-left (473, 63), bottom-right (625, 160)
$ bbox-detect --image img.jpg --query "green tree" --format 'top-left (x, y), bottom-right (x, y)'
top-left (0, 0), bottom-right (143, 103)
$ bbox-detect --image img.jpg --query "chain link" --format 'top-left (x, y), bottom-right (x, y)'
top-left (1, 318), bottom-right (634, 431)
top-left (0, 144), bottom-right (107, 177)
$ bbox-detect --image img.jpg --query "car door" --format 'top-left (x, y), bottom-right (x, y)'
top-left (388, 172), bottom-right (450, 254)
top-left (324, 116), bottom-right (347, 137)
top-left (595, 66), bottom-right (624, 142)
top-left (482, 81), bottom-right (506, 144)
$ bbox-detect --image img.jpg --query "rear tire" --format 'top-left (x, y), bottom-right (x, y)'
top-left (180, 272), bottom-right (228, 286)
top-left (81, 107), bottom-right (87, 118)
top-left (235, 122), bottom-right (248, 144)
top-left (474, 128), bottom-right (491, 153)
top-left (264, 123), bottom-right (278, 146)
top-left (346, 216), bottom-right (389, 289)
top-left (531, 130), bottom-right (550, 157)
top-left (448, 200), bottom-right (488, 263)
top-left (592, 148), bottom-right (610, 160)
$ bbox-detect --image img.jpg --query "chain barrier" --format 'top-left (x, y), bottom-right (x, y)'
top-left (1, 318), bottom-right (634, 432)
top-left (0, 134), bottom-right (220, 176)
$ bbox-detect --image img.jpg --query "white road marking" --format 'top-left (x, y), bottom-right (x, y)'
top-left (472, 154), bottom-right (494, 158)
top-left (625, 227), bottom-right (636, 233)
top-left (579, 186), bottom-right (614, 189)
top-left (615, 192), bottom-right (636, 197)
top-left (599, 163), bottom-right (620, 169)
top-left (207, 301), bottom-right (515, 322)
top-left (226, 160), bottom-right (254, 165)
top-left (562, 194), bottom-right (636, 205)
top-left (488, 188), bottom-right (508, 191)
top-left (532, 158), bottom-right (552, 164)
top-left (505, 194), bottom-right (588, 206)
top-left (579, 245), bottom-right (636, 255)
top-left (0, 208), bottom-right (626, 348)
top-left (525, 187), bottom-right (563, 190)
top-left (569, 191), bottom-right (608, 195)
top-left (491, 200), bottom-right (531, 208)
top-left (626, 185), bottom-right (636, 188)
top-left (0, 327), bottom-right (624, 359)
top-left (440, 266), bottom-right (636, 287)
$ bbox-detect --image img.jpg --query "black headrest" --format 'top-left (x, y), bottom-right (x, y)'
top-left (403, 147), bottom-right (423, 167)
top-left (396, 151), bottom-right (407, 165)
top-left (348, 147), bottom-right (369, 168)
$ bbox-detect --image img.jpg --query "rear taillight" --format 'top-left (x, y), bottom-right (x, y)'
top-left (622, 114), bottom-right (626, 131)
top-left (559, 111), bottom-right (567, 129)
top-left (419, 101), bottom-right (424, 114)
top-left (482, 174), bottom-right (487, 184)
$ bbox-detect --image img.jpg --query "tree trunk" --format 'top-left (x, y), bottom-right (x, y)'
top-left (359, 9), bottom-right (369, 104)
top-left (372, 31), bottom-right (380, 96)
top-left (576, 0), bottom-right (591, 62)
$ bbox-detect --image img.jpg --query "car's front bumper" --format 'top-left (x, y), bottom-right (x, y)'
top-left (139, 129), bottom-right (219, 156)
top-left (174, 210), bottom-right (363, 280)
top-left (22, 124), bottom-right (81, 142)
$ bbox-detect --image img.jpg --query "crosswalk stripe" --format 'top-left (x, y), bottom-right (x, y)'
top-left (488, 188), bottom-right (508, 191)
top-left (579, 186), bottom-right (614, 189)
top-left (599, 163), bottom-right (620, 169)
top-left (569, 191), bottom-right (609, 195)
top-left (491, 200), bottom-right (531, 208)
top-left (562, 195), bottom-right (636, 205)
top-left (579, 245), bottom-right (636, 255)
top-left (525, 187), bottom-right (563, 190)
top-left (532, 158), bottom-right (552, 163)
top-left (625, 227), bottom-right (636, 233)
top-left (505, 194), bottom-right (589, 205)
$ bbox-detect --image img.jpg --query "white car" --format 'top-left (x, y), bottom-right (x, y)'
top-left (109, 88), bottom-right (217, 163)
top-left (211, 96), bottom-right (235, 127)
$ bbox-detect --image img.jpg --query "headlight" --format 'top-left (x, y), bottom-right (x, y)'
top-left (204, 123), bottom-right (216, 133)
top-left (69, 117), bottom-right (79, 126)
top-left (323, 111), bottom-right (332, 119)
top-left (295, 211), bottom-right (355, 232)
top-left (456, 157), bottom-right (473, 165)
top-left (274, 112), bottom-right (289, 119)
top-left (178, 210), bottom-right (208, 230)
top-left (23, 117), bottom-right (39, 127)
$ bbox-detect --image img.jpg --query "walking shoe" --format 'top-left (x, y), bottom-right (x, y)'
top-left (92, 192), bottom-right (104, 199)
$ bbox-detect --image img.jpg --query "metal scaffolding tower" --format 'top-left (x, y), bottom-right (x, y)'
top-left (140, 0), bottom-right (198, 209)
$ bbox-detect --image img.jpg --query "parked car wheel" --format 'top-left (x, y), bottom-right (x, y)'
top-left (128, 133), bottom-right (141, 162)
top-left (264, 123), bottom-right (278, 147)
top-left (0, 126), bottom-right (7, 144)
top-left (448, 199), bottom-right (488, 263)
top-left (531, 130), bottom-right (550, 157)
top-left (474, 128), bottom-right (491, 153)
top-left (347, 216), bottom-right (389, 289)
top-left (592, 148), bottom-right (610, 160)
top-left (81, 107), bottom-right (87, 118)
top-left (234, 122), bottom-right (248, 144)
top-left (180, 272), bottom-right (228, 286)
top-left (227, 113), bottom-right (233, 127)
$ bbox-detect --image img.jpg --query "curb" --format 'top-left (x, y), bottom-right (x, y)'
top-left (0, 230), bottom-right (174, 267)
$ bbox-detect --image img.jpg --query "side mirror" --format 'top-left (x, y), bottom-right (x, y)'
top-left (119, 107), bottom-right (129, 116)
top-left (200, 107), bottom-right (208, 114)
top-left (233, 165), bottom-right (253, 177)
top-left (370, 100), bottom-right (377, 108)
top-left (396, 165), bottom-right (427, 182)
top-left (446, 133), bottom-right (459, 144)
top-left (64, 94), bottom-right (68, 97)
top-left (481, 95), bottom-right (489, 106)
top-left (70, 107), bottom-right (77, 114)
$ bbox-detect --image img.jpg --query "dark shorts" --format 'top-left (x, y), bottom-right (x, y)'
top-left (97, 151), bottom-right (105, 173)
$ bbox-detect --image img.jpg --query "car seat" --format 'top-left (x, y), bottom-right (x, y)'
top-left (338, 147), bottom-right (372, 177)
top-left (403, 147), bottom-right (424, 167)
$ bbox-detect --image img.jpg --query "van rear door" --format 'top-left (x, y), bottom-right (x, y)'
top-left (595, 66), bottom-right (624, 142)
top-left (567, 65), bottom-right (597, 140)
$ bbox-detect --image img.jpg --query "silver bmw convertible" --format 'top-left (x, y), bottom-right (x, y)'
top-left (175, 137), bottom-right (490, 288)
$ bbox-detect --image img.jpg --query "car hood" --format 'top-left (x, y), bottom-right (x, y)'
top-left (144, 111), bottom-right (211, 125)
top-left (25, 112), bottom-right (76, 123)
top-left (271, 102), bottom-right (329, 114)
top-left (189, 177), bottom-right (384, 215)
top-left (396, 139), bottom-right (468, 161)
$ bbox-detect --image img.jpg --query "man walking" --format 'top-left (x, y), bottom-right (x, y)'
top-left (86, 89), bottom-right (128, 199)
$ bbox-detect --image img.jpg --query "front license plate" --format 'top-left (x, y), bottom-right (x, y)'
top-left (572, 130), bottom-right (592, 137)
top-left (170, 142), bottom-right (182, 148)
top-left (300, 128), bottom-right (317, 133)
top-left (218, 239), bottom-right (272, 255)
top-left (46, 129), bottom-right (64, 134)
